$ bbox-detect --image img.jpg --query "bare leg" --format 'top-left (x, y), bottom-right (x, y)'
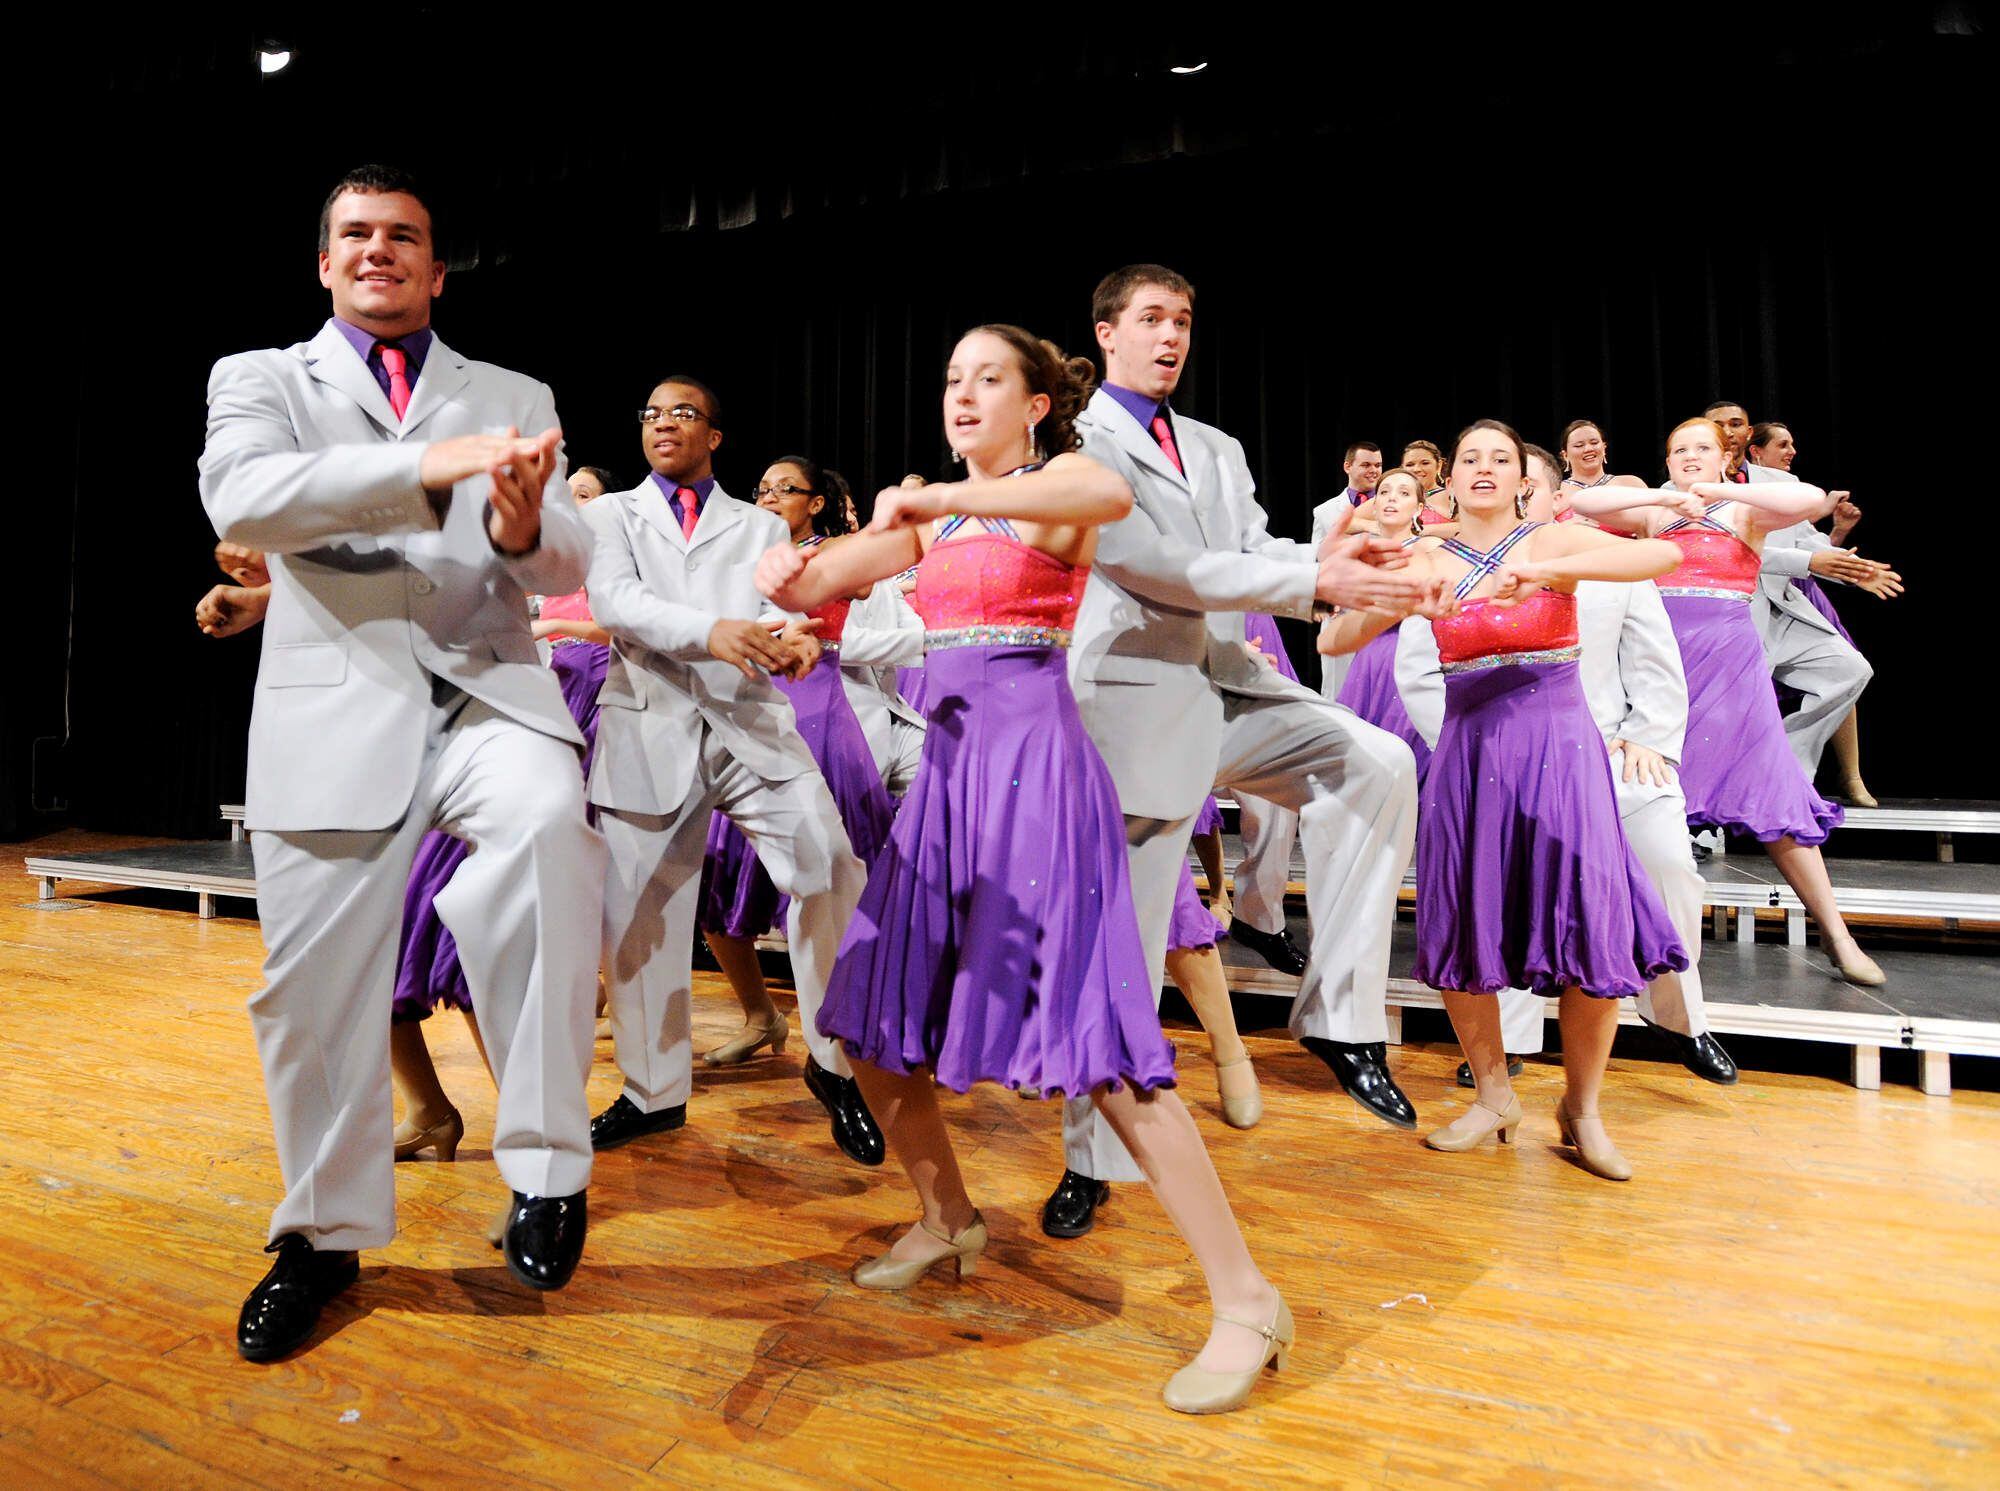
top-left (390, 1019), bottom-right (457, 1133)
top-left (1168, 947), bottom-right (1246, 1066)
top-left (1832, 709), bottom-right (1874, 805)
top-left (1557, 988), bottom-right (1619, 1117)
top-left (462, 1009), bottom-right (494, 1083)
top-left (1093, 1084), bottom-right (1279, 1372)
top-left (706, 932), bottom-right (780, 1024)
top-left (1432, 990), bottom-right (1513, 1142)
top-left (1763, 836), bottom-right (1880, 979)
top-left (848, 1062), bottom-right (977, 1262)
top-left (1192, 827), bottom-right (1233, 925)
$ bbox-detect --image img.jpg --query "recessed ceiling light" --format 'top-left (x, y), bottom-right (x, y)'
top-left (259, 48), bottom-right (292, 75)
top-left (1169, 61), bottom-right (1208, 74)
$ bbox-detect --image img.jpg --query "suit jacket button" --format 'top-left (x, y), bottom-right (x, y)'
top-left (411, 576), bottom-right (435, 596)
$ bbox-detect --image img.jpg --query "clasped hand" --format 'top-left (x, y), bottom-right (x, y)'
top-left (706, 615), bottom-right (823, 681)
top-left (418, 426), bottom-right (563, 555)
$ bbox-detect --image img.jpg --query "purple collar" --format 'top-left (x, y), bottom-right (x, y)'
top-left (331, 316), bottom-right (433, 372)
top-left (1102, 381), bottom-right (1170, 433)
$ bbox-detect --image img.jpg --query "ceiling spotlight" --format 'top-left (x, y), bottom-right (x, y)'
top-left (1169, 60), bottom-right (1209, 75)
top-left (258, 47), bottom-right (292, 75)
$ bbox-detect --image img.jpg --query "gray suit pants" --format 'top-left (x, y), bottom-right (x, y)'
top-left (249, 693), bottom-right (604, 1251)
top-left (599, 728), bottom-right (863, 1115)
top-left (1064, 693), bottom-right (1417, 1178)
top-left (1765, 608), bottom-right (1871, 776)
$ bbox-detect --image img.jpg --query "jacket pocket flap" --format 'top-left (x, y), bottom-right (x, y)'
top-left (261, 642), bottom-right (348, 688)
top-left (484, 631), bottom-right (542, 665)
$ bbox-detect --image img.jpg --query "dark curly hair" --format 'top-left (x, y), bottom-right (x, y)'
top-left (767, 454), bottom-right (851, 538)
top-left (963, 323), bottom-right (1097, 461)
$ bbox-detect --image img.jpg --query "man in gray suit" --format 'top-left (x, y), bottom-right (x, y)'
top-left (1044, 265), bottom-right (1433, 1237)
top-left (583, 378), bottom-right (883, 1167)
top-left (200, 166), bottom-right (605, 1361)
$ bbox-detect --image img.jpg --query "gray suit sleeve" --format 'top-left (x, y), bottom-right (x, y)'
top-left (1219, 435), bottom-right (1317, 567)
top-left (1392, 616), bottom-right (1445, 749)
top-left (498, 383), bottom-right (590, 598)
top-left (835, 589), bottom-right (925, 667)
top-left (199, 352), bottom-right (435, 551)
top-left (582, 500), bottom-right (720, 660)
top-left (1612, 584), bottom-right (1689, 762)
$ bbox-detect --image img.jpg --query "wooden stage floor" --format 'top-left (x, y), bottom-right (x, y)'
top-left (6, 839), bottom-right (1998, 1489)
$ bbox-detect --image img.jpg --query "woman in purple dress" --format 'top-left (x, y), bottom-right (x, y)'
top-left (1331, 467), bottom-right (1441, 783)
top-left (1324, 420), bottom-right (1689, 1180)
top-left (696, 458), bottom-right (897, 1068)
top-left (756, 324), bottom-right (1289, 1415)
top-left (1572, 419), bottom-right (1885, 986)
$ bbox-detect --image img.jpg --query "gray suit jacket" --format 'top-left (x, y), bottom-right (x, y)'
top-left (199, 320), bottom-right (588, 833)
top-left (1395, 581), bottom-right (1689, 763)
top-left (837, 584), bottom-right (927, 772)
top-left (1068, 387), bottom-right (1322, 818)
top-left (585, 482), bottom-right (815, 813)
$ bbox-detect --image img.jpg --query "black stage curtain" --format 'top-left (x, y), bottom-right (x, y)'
top-left (7, 14), bottom-right (1986, 838)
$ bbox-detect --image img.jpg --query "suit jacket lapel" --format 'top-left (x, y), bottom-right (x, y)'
top-left (304, 320), bottom-right (399, 436)
top-left (633, 481), bottom-right (688, 552)
top-left (1087, 388), bottom-right (1189, 493)
top-left (687, 485), bottom-right (744, 553)
top-left (1178, 430), bottom-right (1225, 547)
top-left (399, 334), bottom-right (470, 438)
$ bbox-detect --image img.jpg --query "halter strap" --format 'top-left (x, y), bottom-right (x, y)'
top-left (1437, 521), bottom-right (1542, 600)
top-left (794, 534), bottom-right (827, 551)
top-left (1561, 473), bottom-right (1611, 490)
top-left (1659, 499), bottom-right (1736, 537)
top-left (932, 512), bottom-right (1020, 543)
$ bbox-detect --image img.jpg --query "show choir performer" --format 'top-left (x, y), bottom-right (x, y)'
top-left (1393, 444), bottom-right (1739, 1088)
top-left (757, 322), bottom-right (1293, 1414)
top-left (1324, 420), bottom-right (1690, 1179)
top-left (1331, 467), bottom-right (1442, 784)
top-left (1570, 418), bottom-right (1885, 986)
top-left (200, 165), bottom-right (605, 1362)
top-left (583, 379), bottom-right (885, 1161)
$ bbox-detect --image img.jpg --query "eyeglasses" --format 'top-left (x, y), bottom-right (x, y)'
top-left (751, 482), bottom-right (817, 500)
top-left (637, 404), bottom-right (712, 426)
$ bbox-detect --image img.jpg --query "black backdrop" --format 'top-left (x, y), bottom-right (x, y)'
top-left (8, 12), bottom-right (1988, 839)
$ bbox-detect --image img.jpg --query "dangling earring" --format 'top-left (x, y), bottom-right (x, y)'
top-left (951, 448), bottom-right (965, 465)
top-left (1515, 489), bottom-right (1530, 519)
top-left (1447, 492), bottom-right (1460, 518)
top-left (1025, 421), bottom-right (1039, 461)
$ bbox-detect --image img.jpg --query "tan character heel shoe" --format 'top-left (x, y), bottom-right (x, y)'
top-left (1163, 1294), bottom-right (1294, 1415)
top-left (852, 1211), bottom-right (988, 1290)
top-left (1422, 1093), bottom-right (1523, 1153)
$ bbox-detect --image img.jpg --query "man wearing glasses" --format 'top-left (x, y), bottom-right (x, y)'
top-left (583, 379), bottom-right (884, 1166)
top-left (200, 164), bottom-right (604, 1362)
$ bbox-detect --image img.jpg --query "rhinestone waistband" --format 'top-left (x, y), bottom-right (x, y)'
top-left (1658, 586), bottom-right (1753, 602)
top-left (815, 640), bottom-right (840, 656)
top-left (1441, 645), bottom-right (1582, 677)
top-left (924, 625), bottom-right (1072, 652)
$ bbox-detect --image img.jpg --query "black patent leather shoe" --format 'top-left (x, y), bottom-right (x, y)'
top-left (1456, 1056), bottom-right (1526, 1089)
top-left (1689, 833), bottom-right (1713, 863)
top-left (1301, 1038), bottom-right (1417, 1128)
top-left (1041, 1168), bottom-right (1111, 1239)
top-left (503, 1191), bottom-right (587, 1291)
top-left (236, 1234), bottom-right (359, 1362)
top-left (590, 1094), bottom-right (686, 1150)
top-left (803, 1055), bottom-right (885, 1167)
top-left (1228, 919), bottom-right (1309, 977)
top-left (1664, 1029), bottom-right (1739, 1085)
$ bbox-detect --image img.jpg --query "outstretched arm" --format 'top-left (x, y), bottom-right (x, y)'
top-left (1490, 524), bottom-right (1680, 605)
top-left (1566, 485), bottom-right (1706, 533)
top-left (1687, 478), bottom-right (1829, 532)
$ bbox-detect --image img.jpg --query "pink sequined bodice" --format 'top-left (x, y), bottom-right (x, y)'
top-left (1433, 590), bottom-right (1579, 667)
top-left (539, 588), bottom-right (594, 624)
top-left (912, 532), bottom-right (1088, 633)
top-left (1659, 527), bottom-right (1760, 593)
top-left (809, 596), bottom-right (852, 644)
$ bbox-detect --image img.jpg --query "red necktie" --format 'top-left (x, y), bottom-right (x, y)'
top-left (677, 484), bottom-right (700, 540)
top-left (377, 343), bottom-right (412, 421)
top-left (1150, 413), bottom-right (1185, 476)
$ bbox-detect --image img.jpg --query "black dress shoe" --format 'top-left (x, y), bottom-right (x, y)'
top-left (503, 1191), bottom-right (587, 1291)
top-left (1689, 833), bottom-right (1713, 863)
top-left (1228, 919), bottom-right (1309, 977)
top-left (1301, 1038), bottom-right (1417, 1128)
top-left (236, 1234), bottom-right (359, 1362)
top-left (1041, 1168), bottom-right (1110, 1239)
top-left (1663, 1029), bottom-right (1739, 1085)
top-left (803, 1055), bottom-right (885, 1167)
top-left (1455, 1056), bottom-right (1525, 1088)
top-left (590, 1094), bottom-right (685, 1150)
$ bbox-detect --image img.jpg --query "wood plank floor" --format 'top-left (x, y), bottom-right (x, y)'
top-left (6, 834), bottom-right (1999, 1489)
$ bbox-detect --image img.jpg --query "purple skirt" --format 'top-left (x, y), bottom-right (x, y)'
top-left (1665, 595), bottom-right (1844, 846)
top-left (1167, 859), bottom-right (1226, 953)
top-left (697, 656), bottom-right (894, 938)
top-left (895, 664), bottom-right (927, 717)
top-left (1192, 794), bottom-right (1223, 837)
top-left (392, 642), bottom-right (609, 1022)
top-left (818, 644), bottom-right (1177, 1098)
top-left (1336, 626), bottom-right (1434, 785)
top-left (1413, 658), bottom-right (1688, 998)
top-left (1243, 612), bottom-right (1302, 684)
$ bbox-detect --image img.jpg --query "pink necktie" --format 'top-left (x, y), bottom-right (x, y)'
top-left (677, 484), bottom-right (700, 540)
top-left (1150, 413), bottom-right (1184, 476)
top-left (377, 343), bottom-right (412, 421)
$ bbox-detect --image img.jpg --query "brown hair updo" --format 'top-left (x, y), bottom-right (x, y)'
top-left (965, 323), bottom-right (1098, 459)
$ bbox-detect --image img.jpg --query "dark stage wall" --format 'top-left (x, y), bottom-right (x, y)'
top-left (7, 17), bottom-right (1987, 838)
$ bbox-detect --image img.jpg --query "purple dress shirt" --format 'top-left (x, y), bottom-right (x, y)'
top-left (647, 472), bottom-right (719, 531)
top-left (332, 317), bottom-right (433, 404)
top-left (1102, 381), bottom-right (1176, 445)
